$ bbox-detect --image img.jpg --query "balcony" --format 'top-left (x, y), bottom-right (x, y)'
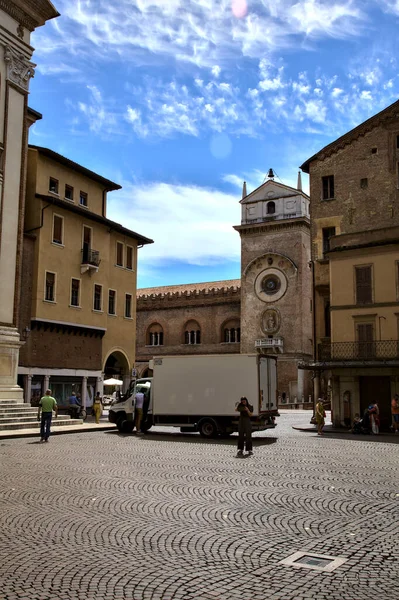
top-left (255, 338), bottom-right (284, 354)
top-left (81, 248), bottom-right (100, 273)
top-left (242, 212), bottom-right (304, 225)
top-left (318, 340), bottom-right (399, 363)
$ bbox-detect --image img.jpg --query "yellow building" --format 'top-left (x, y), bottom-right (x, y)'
top-left (18, 145), bottom-right (152, 408)
top-left (300, 99), bottom-right (399, 429)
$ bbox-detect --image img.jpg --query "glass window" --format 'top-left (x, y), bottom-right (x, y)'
top-left (322, 227), bottom-right (336, 255)
top-left (53, 215), bottom-right (63, 245)
top-left (65, 184), bottom-right (74, 201)
top-left (147, 325), bottom-right (163, 346)
top-left (80, 191), bottom-right (88, 207)
top-left (108, 290), bottom-right (116, 315)
top-left (71, 279), bottom-right (80, 307)
top-left (125, 293), bottom-right (132, 318)
top-left (116, 242), bottom-right (124, 267)
top-left (49, 177), bottom-right (59, 194)
top-left (126, 246), bottom-right (133, 270)
top-left (93, 284), bottom-right (102, 311)
top-left (45, 272), bottom-right (55, 302)
top-left (322, 175), bottom-right (334, 200)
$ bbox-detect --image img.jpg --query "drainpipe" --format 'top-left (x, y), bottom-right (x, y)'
top-left (25, 202), bottom-right (51, 233)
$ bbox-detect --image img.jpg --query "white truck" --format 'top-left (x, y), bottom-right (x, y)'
top-left (108, 354), bottom-right (278, 437)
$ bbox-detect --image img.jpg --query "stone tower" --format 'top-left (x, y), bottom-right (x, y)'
top-left (234, 172), bottom-right (312, 403)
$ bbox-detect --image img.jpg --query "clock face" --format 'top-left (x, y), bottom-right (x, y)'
top-left (262, 274), bottom-right (281, 295)
top-left (254, 268), bottom-right (287, 303)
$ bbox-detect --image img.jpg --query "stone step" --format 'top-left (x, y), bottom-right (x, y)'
top-left (0, 407), bottom-right (37, 414)
top-left (0, 418), bottom-right (83, 431)
top-left (0, 400), bottom-right (21, 406)
top-left (0, 415), bottom-right (50, 424)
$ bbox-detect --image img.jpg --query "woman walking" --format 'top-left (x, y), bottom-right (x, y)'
top-left (236, 397), bottom-right (253, 457)
top-left (92, 392), bottom-right (103, 424)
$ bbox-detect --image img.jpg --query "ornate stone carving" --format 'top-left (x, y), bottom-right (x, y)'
top-left (261, 309), bottom-right (280, 334)
top-left (17, 24), bottom-right (24, 39)
top-left (4, 46), bottom-right (36, 92)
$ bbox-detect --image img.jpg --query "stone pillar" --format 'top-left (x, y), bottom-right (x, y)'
top-left (311, 374), bottom-right (320, 423)
top-left (95, 376), bottom-right (104, 398)
top-left (123, 375), bottom-right (130, 393)
top-left (297, 367), bottom-right (304, 405)
top-left (24, 374), bottom-right (32, 404)
top-left (81, 376), bottom-right (88, 409)
top-left (43, 375), bottom-right (50, 395)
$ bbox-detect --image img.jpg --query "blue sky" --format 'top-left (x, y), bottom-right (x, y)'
top-left (29, 0), bottom-right (399, 288)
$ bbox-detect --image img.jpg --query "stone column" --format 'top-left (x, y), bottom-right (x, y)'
top-left (24, 374), bottom-right (32, 404)
top-left (297, 367), bottom-right (304, 405)
top-left (81, 376), bottom-right (88, 409)
top-left (43, 375), bottom-right (50, 394)
top-left (95, 376), bottom-right (104, 398)
top-left (0, 44), bottom-right (35, 402)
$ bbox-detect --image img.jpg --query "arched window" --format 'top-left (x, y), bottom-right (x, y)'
top-left (147, 323), bottom-right (164, 346)
top-left (267, 201), bottom-right (275, 215)
top-left (184, 320), bottom-right (201, 345)
top-left (222, 319), bottom-right (240, 343)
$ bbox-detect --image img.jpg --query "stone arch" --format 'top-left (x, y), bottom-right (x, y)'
top-left (221, 317), bottom-right (241, 343)
top-left (183, 319), bottom-right (201, 344)
top-left (243, 251), bottom-right (298, 277)
top-left (146, 322), bottom-right (164, 346)
top-left (103, 349), bottom-right (130, 389)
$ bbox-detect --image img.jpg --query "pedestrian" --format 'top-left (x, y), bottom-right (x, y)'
top-left (369, 403), bottom-right (379, 435)
top-left (92, 392), bottom-right (103, 424)
top-left (37, 389), bottom-right (57, 443)
top-left (68, 391), bottom-right (80, 419)
top-left (134, 389), bottom-right (145, 433)
top-left (391, 394), bottom-right (399, 434)
top-left (235, 396), bottom-right (253, 456)
top-left (315, 398), bottom-right (325, 435)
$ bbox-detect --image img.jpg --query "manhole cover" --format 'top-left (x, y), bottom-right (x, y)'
top-left (279, 551), bottom-right (347, 572)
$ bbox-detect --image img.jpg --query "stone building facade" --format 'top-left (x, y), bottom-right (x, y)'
top-left (136, 175), bottom-right (313, 404)
top-left (300, 98), bottom-right (399, 428)
top-left (0, 0), bottom-right (59, 402)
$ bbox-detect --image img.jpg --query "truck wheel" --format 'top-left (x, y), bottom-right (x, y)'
top-left (117, 418), bottom-right (134, 433)
top-left (141, 419), bottom-right (153, 433)
top-left (198, 419), bottom-right (218, 438)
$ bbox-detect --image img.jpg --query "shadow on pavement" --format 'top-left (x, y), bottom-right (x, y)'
top-left (104, 429), bottom-right (277, 447)
top-left (300, 430), bottom-right (399, 444)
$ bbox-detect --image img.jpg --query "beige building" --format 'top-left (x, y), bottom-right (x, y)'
top-left (0, 0), bottom-right (59, 401)
top-left (136, 174), bottom-right (313, 405)
top-left (300, 99), bottom-right (399, 429)
top-left (19, 145), bottom-right (152, 407)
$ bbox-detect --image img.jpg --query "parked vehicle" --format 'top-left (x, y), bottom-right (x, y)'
top-left (109, 354), bottom-right (278, 437)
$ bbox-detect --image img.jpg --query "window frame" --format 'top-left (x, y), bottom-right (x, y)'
top-left (108, 289), bottom-right (117, 316)
top-left (116, 242), bottom-right (124, 267)
top-left (147, 325), bottom-right (164, 346)
top-left (354, 264), bottom-right (373, 306)
top-left (79, 190), bottom-right (88, 207)
top-left (65, 184), bottom-right (74, 202)
top-left (126, 245), bottom-right (134, 270)
top-left (44, 271), bottom-right (56, 303)
top-left (321, 175), bottom-right (335, 201)
top-left (52, 213), bottom-right (64, 246)
top-left (93, 283), bottom-right (103, 312)
top-left (322, 226), bottom-right (336, 256)
top-left (49, 177), bottom-right (59, 195)
top-left (125, 293), bottom-right (132, 319)
top-left (70, 278), bottom-right (81, 308)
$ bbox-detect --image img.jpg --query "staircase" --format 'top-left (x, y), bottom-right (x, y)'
top-left (0, 399), bottom-right (83, 431)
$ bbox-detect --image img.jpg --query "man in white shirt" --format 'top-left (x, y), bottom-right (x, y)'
top-left (134, 390), bottom-right (145, 433)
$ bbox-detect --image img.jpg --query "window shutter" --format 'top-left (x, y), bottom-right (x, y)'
top-left (355, 266), bottom-right (372, 304)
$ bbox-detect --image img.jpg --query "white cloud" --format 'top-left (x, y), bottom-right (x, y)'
top-left (211, 65), bottom-right (221, 78)
top-left (360, 90), bottom-right (372, 100)
top-left (107, 180), bottom-right (241, 265)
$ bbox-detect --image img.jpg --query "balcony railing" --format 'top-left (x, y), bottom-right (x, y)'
top-left (318, 340), bottom-right (399, 362)
top-left (242, 212), bottom-right (305, 225)
top-left (255, 338), bottom-right (284, 353)
top-left (81, 248), bottom-right (100, 267)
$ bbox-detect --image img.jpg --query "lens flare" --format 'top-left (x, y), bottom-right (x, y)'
top-left (232, 0), bottom-right (248, 19)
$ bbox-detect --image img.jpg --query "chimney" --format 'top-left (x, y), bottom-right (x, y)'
top-left (242, 181), bottom-right (247, 199)
top-left (297, 171), bottom-right (302, 191)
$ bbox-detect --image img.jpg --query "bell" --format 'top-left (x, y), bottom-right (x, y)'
top-left (267, 168), bottom-right (275, 179)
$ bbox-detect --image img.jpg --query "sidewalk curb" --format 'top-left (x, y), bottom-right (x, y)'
top-left (0, 423), bottom-right (115, 440)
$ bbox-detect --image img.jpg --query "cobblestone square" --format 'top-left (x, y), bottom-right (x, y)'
top-left (0, 412), bottom-right (398, 600)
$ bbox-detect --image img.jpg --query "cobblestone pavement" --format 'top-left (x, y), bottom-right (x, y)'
top-left (1, 411), bottom-right (398, 600)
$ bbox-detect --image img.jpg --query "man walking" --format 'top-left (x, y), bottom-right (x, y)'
top-left (134, 389), bottom-right (145, 433)
top-left (37, 389), bottom-right (58, 443)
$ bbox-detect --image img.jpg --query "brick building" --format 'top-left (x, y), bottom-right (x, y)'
top-left (300, 98), bottom-right (399, 429)
top-left (136, 174), bottom-right (313, 404)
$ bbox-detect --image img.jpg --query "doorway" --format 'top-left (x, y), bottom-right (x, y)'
top-left (359, 376), bottom-right (391, 431)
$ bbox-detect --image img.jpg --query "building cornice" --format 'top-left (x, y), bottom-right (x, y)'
top-left (0, 0), bottom-right (60, 30)
top-left (234, 217), bottom-right (310, 236)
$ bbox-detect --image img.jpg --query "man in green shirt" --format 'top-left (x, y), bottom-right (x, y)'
top-left (37, 389), bottom-right (58, 443)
